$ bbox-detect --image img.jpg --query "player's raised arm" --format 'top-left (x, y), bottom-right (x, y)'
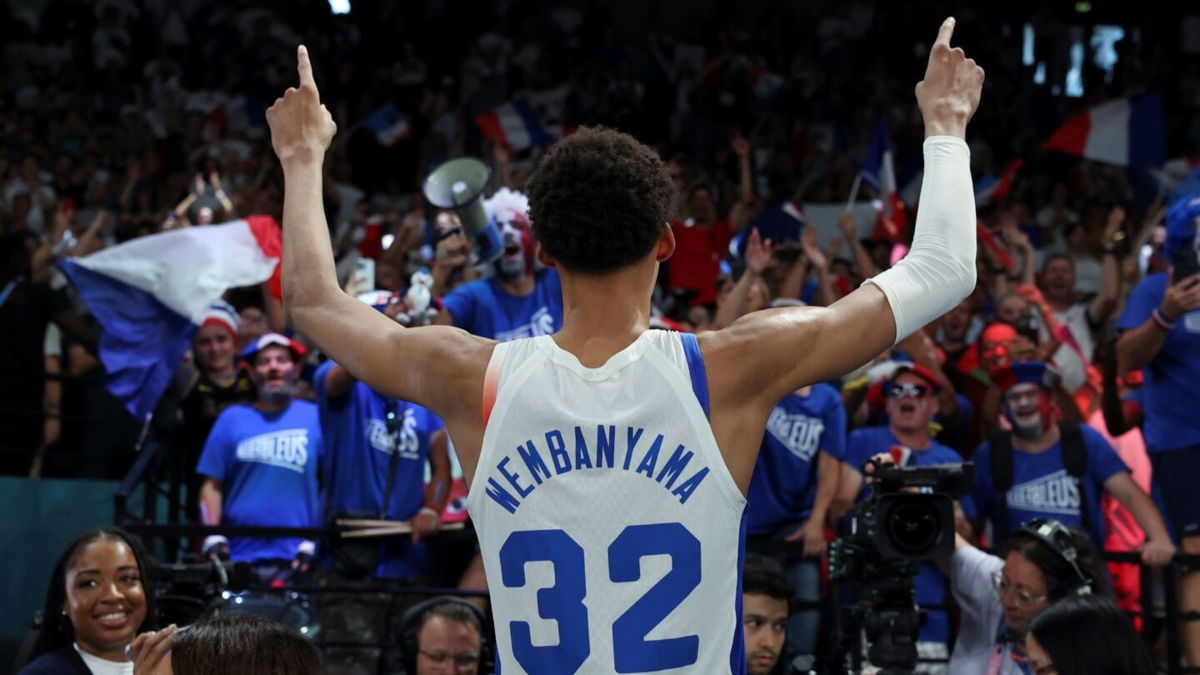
top-left (706, 18), bottom-right (983, 407)
top-left (267, 47), bottom-right (488, 414)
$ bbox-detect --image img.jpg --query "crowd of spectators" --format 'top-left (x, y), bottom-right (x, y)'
top-left (3, 0), bottom-right (1200, 672)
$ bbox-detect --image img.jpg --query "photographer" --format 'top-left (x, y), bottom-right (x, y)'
top-left (946, 517), bottom-right (1107, 673)
top-left (1115, 194), bottom-right (1200, 666)
top-left (833, 362), bottom-right (963, 668)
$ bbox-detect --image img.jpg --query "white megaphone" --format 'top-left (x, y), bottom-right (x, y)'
top-left (422, 157), bottom-right (503, 262)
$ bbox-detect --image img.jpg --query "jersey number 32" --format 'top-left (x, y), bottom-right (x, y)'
top-left (499, 522), bottom-right (701, 673)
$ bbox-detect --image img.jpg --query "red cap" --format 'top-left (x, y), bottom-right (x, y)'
top-left (889, 362), bottom-right (943, 393)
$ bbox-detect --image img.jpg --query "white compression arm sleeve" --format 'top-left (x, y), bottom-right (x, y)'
top-left (864, 136), bottom-right (976, 344)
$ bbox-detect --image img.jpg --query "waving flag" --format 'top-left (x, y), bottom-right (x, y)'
top-left (475, 100), bottom-right (549, 151)
top-left (58, 217), bottom-right (281, 420)
top-left (860, 118), bottom-right (907, 241)
top-left (975, 159), bottom-right (1025, 207)
top-left (361, 103), bottom-right (411, 146)
top-left (1044, 91), bottom-right (1165, 167)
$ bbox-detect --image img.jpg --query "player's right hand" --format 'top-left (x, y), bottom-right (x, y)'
top-left (267, 45), bottom-right (337, 165)
top-left (915, 18), bottom-right (984, 138)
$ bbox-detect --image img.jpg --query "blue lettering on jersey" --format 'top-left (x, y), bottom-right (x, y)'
top-left (636, 435), bottom-right (665, 478)
top-left (517, 441), bottom-right (552, 485)
top-left (573, 427), bottom-right (594, 469)
top-left (484, 425), bottom-right (711, 514)
top-left (546, 430), bottom-right (572, 474)
top-left (596, 425), bottom-right (616, 468)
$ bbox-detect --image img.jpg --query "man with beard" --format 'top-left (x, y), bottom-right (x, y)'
top-left (196, 333), bottom-right (324, 583)
top-left (434, 188), bottom-right (563, 341)
top-left (834, 363), bottom-right (965, 671)
top-left (962, 361), bottom-right (1172, 562)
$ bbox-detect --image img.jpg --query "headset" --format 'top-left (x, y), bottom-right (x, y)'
top-left (399, 595), bottom-right (491, 674)
top-left (1017, 518), bottom-right (1093, 597)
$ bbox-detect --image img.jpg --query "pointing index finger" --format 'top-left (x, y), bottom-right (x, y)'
top-left (297, 45), bottom-right (317, 91)
top-left (935, 17), bottom-right (956, 48)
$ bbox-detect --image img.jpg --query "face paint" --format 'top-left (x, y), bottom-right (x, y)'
top-left (493, 211), bottom-right (534, 281)
top-left (1003, 384), bottom-right (1052, 440)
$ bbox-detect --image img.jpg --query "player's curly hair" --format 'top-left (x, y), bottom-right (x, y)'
top-left (527, 126), bottom-right (674, 274)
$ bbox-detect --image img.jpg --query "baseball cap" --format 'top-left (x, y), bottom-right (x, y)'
top-left (240, 332), bottom-right (307, 363)
top-left (989, 360), bottom-right (1061, 392)
top-left (889, 362), bottom-right (943, 393)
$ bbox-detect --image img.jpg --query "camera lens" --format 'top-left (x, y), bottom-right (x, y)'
top-left (885, 500), bottom-right (940, 556)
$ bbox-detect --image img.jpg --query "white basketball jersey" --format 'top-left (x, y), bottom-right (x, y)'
top-left (466, 330), bottom-right (748, 675)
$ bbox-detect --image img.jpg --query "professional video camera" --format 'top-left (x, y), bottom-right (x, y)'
top-left (829, 460), bottom-right (974, 675)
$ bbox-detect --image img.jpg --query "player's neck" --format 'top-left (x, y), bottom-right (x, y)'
top-left (554, 263), bottom-right (656, 368)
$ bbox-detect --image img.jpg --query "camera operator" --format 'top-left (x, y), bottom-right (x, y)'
top-left (946, 517), bottom-right (1107, 674)
top-left (1116, 194), bottom-right (1200, 667)
top-left (833, 362), bottom-right (963, 669)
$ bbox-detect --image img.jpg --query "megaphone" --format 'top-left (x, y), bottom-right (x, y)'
top-left (422, 157), bottom-right (502, 262)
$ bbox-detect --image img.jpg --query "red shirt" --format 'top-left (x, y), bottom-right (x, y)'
top-left (668, 218), bottom-right (733, 305)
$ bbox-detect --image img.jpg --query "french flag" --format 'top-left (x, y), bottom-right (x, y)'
top-left (860, 118), bottom-right (906, 241)
top-left (361, 103), bottom-right (411, 146)
top-left (475, 100), bottom-right (548, 151)
top-left (975, 159), bottom-right (1025, 207)
top-left (58, 216), bottom-right (282, 420)
top-left (1044, 91), bottom-right (1165, 167)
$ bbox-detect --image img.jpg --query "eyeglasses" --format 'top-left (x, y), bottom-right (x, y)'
top-left (887, 382), bottom-right (930, 399)
top-left (992, 571), bottom-right (1047, 608)
top-left (418, 649), bottom-right (480, 669)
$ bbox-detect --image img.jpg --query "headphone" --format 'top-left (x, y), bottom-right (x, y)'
top-left (399, 595), bottom-right (491, 674)
top-left (1017, 518), bottom-right (1093, 597)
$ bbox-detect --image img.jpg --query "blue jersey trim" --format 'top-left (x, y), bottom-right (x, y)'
top-left (680, 332), bottom-right (710, 418)
top-left (730, 505), bottom-right (749, 674)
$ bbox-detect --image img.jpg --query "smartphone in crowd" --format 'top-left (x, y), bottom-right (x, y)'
top-left (1172, 246), bottom-right (1200, 281)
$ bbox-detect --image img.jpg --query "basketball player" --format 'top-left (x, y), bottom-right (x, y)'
top-left (266, 17), bottom-right (983, 673)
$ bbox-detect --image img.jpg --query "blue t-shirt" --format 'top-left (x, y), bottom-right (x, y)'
top-left (747, 384), bottom-right (846, 535)
top-left (314, 361), bottom-right (445, 578)
top-left (442, 268), bottom-right (563, 341)
top-left (845, 426), bottom-right (964, 644)
top-left (196, 400), bottom-right (324, 563)
top-left (1115, 272), bottom-right (1200, 451)
top-left (962, 424), bottom-right (1128, 547)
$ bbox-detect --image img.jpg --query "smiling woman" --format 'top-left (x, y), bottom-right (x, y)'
top-left (18, 528), bottom-right (159, 675)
